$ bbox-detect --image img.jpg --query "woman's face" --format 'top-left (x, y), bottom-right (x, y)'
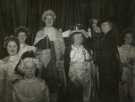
top-left (7, 41), bottom-right (18, 56)
top-left (73, 33), bottom-right (83, 45)
top-left (18, 32), bottom-right (27, 44)
top-left (124, 33), bottom-right (133, 45)
top-left (92, 24), bottom-right (101, 33)
top-left (101, 22), bottom-right (112, 34)
top-left (23, 58), bottom-right (35, 68)
top-left (45, 15), bottom-right (54, 27)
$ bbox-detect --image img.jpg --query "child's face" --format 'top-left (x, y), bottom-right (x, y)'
top-left (73, 33), bottom-right (83, 45)
top-left (22, 58), bottom-right (36, 75)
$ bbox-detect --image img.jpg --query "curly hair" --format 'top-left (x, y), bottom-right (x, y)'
top-left (4, 35), bottom-right (20, 53)
top-left (42, 9), bottom-right (56, 22)
top-left (15, 26), bottom-right (30, 37)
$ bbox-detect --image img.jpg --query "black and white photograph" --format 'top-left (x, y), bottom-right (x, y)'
top-left (0, 0), bottom-right (135, 102)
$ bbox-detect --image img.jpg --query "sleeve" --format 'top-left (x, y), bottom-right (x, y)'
top-left (34, 30), bottom-right (42, 45)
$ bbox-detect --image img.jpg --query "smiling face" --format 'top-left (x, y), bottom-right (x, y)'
top-left (101, 22), bottom-right (112, 34)
top-left (18, 32), bottom-right (27, 44)
top-left (7, 41), bottom-right (18, 56)
top-left (45, 15), bottom-right (54, 27)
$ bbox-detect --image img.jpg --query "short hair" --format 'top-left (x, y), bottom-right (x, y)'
top-left (15, 26), bottom-right (30, 37)
top-left (42, 9), bottom-right (56, 22)
top-left (4, 35), bottom-right (20, 53)
top-left (98, 17), bottom-right (113, 27)
top-left (70, 32), bottom-right (85, 44)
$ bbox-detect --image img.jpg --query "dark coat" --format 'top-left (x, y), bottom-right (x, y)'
top-left (97, 30), bottom-right (121, 102)
top-left (98, 30), bottom-right (120, 77)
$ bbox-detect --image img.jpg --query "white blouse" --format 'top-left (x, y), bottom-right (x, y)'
top-left (70, 45), bottom-right (90, 62)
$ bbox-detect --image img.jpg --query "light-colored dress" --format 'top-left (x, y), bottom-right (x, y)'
top-left (69, 45), bottom-right (90, 84)
top-left (0, 55), bottom-right (21, 102)
top-left (34, 27), bottom-right (66, 92)
top-left (118, 44), bottom-right (135, 100)
top-left (69, 45), bottom-right (94, 102)
top-left (13, 78), bottom-right (49, 102)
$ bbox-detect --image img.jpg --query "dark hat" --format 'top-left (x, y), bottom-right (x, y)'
top-left (98, 17), bottom-right (114, 26)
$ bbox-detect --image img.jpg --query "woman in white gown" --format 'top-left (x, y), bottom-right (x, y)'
top-left (118, 31), bottom-right (135, 102)
top-left (0, 36), bottom-right (22, 102)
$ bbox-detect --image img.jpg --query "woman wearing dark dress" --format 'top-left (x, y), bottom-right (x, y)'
top-left (98, 18), bottom-right (121, 102)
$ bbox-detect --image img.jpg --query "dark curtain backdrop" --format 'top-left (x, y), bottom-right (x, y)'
top-left (0, 0), bottom-right (135, 57)
top-left (0, 0), bottom-right (135, 34)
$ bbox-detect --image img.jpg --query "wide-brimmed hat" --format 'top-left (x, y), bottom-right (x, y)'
top-left (98, 17), bottom-right (114, 26)
top-left (42, 9), bottom-right (56, 22)
top-left (70, 24), bottom-right (88, 38)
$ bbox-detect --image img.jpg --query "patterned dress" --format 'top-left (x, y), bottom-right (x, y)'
top-left (68, 45), bottom-right (95, 102)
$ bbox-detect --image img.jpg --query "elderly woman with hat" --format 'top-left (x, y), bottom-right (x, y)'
top-left (64, 24), bottom-right (95, 102)
top-left (34, 9), bottom-right (65, 102)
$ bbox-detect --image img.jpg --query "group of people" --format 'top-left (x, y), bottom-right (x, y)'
top-left (0, 9), bottom-right (135, 102)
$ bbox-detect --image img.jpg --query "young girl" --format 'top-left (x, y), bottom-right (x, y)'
top-left (13, 51), bottom-right (49, 102)
top-left (65, 28), bottom-right (95, 102)
top-left (118, 31), bottom-right (135, 102)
